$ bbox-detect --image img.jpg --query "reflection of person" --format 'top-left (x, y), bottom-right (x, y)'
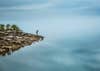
top-left (36, 30), bottom-right (39, 35)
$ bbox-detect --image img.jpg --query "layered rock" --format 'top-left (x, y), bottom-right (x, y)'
top-left (0, 30), bottom-right (44, 56)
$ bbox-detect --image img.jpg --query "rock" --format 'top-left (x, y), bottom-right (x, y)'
top-left (0, 30), bottom-right (44, 56)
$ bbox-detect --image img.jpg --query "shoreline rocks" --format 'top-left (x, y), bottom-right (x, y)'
top-left (0, 30), bottom-right (44, 56)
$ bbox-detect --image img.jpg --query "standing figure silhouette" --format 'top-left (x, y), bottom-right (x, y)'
top-left (36, 30), bottom-right (39, 35)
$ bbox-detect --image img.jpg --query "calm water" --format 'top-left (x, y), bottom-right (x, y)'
top-left (0, 33), bottom-right (100, 71)
top-left (0, 16), bottom-right (100, 71)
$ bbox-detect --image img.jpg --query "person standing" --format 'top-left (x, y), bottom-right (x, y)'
top-left (36, 30), bottom-right (39, 35)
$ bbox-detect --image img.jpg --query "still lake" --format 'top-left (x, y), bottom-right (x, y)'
top-left (0, 16), bottom-right (100, 71)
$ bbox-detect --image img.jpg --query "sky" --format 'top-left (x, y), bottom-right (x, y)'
top-left (0, 0), bottom-right (100, 15)
top-left (0, 0), bottom-right (100, 19)
top-left (0, 0), bottom-right (100, 40)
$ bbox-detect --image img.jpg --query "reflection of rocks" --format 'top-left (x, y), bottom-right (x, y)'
top-left (0, 31), bottom-right (44, 56)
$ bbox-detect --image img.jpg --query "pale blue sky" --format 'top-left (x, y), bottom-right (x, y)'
top-left (0, 0), bottom-right (100, 40)
top-left (0, 0), bottom-right (100, 14)
top-left (0, 0), bottom-right (100, 19)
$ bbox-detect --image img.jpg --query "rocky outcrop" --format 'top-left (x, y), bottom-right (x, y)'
top-left (0, 30), bottom-right (44, 56)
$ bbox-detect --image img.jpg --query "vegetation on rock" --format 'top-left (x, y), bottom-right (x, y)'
top-left (0, 24), bottom-right (22, 31)
top-left (0, 24), bottom-right (44, 56)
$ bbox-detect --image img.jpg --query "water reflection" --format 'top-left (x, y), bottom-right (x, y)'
top-left (0, 36), bottom-right (100, 71)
